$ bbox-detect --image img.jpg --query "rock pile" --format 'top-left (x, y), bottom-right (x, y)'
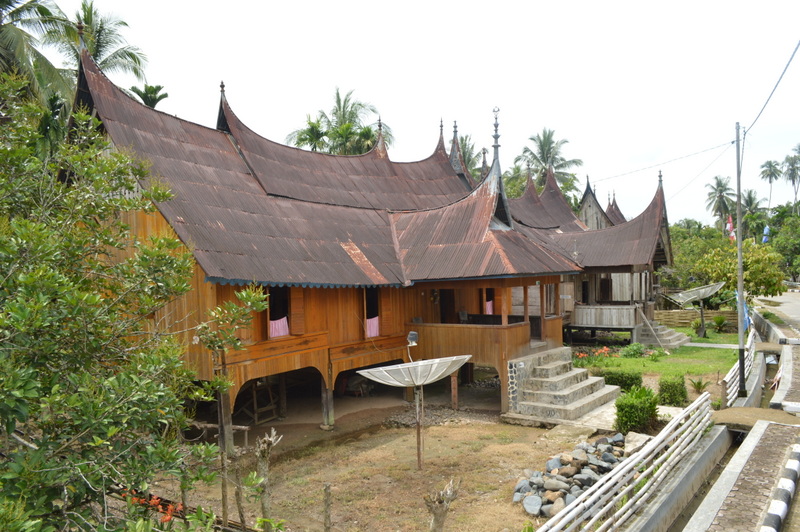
top-left (512, 432), bottom-right (647, 518)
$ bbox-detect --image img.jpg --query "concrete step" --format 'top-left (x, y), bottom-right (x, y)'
top-left (508, 384), bottom-right (621, 422)
top-left (531, 359), bottom-right (573, 378)
top-left (518, 346), bottom-right (572, 366)
top-left (523, 375), bottom-right (605, 406)
top-left (526, 367), bottom-right (588, 392)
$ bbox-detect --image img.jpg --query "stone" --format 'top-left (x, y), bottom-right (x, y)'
top-left (623, 431), bottom-right (652, 457)
top-left (514, 479), bottom-right (533, 493)
top-left (558, 465), bottom-right (578, 478)
top-left (546, 457), bottom-right (563, 471)
top-left (541, 503), bottom-right (554, 517)
top-left (560, 452), bottom-right (573, 464)
top-left (551, 497), bottom-right (566, 516)
top-left (611, 432), bottom-right (625, 445)
top-left (597, 443), bottom-right (613, 454)
top-left (513, 491), bottom-right (525, 503)
top-left (531, 477), bottom-right (544, 488)
top-left (595, 437), bottom-right (609, 446)
top-left (543, 478), bottom-right (570, 491)
top-left (523, 468), bottom-right (536, 478)
top-left (565, 493), bottom-right (576, 505)
top-left (522, 495), bottom-right (543, 516)
top-left (543, 490), bottom-right (563, 503)
top-left (571, 448), bottom-right (589, 465)
top-left (601, 452), bottom-right (619, 464)
top-left (573, 473), bottom-right (596, 487)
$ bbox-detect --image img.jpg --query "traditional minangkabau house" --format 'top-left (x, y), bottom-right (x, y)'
top-left (518, 171), bottom-right (683, 347)
top-left (76, 51), bottom-right (597, 427)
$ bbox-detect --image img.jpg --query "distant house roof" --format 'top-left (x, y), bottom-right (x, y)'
top-left (77, 51), bottom-right (580, 288)
top-left (550, 181), bottom-right (671, 271)
top-left (605, 194), bottom-right (627, 225)
top-left (510, 169), bottom-right (588, 233)
top-left (577, 178), bottom-right (615, 230)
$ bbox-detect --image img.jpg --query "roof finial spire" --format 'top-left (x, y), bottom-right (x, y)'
top-left (439, 118), bottom-right (443, 136)
top-left (377, 116), bottom-right (383, 134)
top-left (220, 81), bottom-right (225, 93)
top-left (658, 170), bottom-right (663, 184)
top-left (491, 107), bottom-right (500, 163)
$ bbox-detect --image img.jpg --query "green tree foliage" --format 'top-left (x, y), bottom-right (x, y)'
top-left (458, 134), bottom-right (483, 181)
top-left (760, 159), bottom-right (781, 210)
top-left (771, 215), bottom-right (800, 282)
top-left (662, 219), bottom-right (727, 289)
top-left (695, 239), bottom-right (786, 298)
top-left (42, 0), bottom-right (147, 82)
top-left (0, 0), bottom-right (70, 102)
top-left (0, 75), bottom-right (215, 530)
top-left (784, 144), bottom-right (800, 214)
top-left (286, 88), bottom-right (392, 155)
top-left (129, 83), bottom-right (168, 109)
top-left (513, 127), bottom-right (583, 189)
top-left (704, 175), bottom-right (734, 234)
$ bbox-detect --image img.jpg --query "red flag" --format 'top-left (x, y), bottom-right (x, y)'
top-left (726, 215), bottom-right (735, 242)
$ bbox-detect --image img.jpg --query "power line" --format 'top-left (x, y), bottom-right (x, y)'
top-left (594, 141), bottom-right (733, 183)
top-left (746, 39), bottom-right (800, 133)
top-left (667, 142), bottom-right (734, 202)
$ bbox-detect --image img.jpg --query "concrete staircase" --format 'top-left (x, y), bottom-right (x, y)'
top-left (501, 346), bottom-right (620, 427)
top-left (638, 321), bottom-right (691, 349)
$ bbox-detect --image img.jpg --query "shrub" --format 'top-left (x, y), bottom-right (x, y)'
top-left (691, 318), bottom-right (708, 337)
top-left (658, 375), bottom-right (688, 406)
top-left (597, 369), bottom-right (643, 391)
top-left (688, 377), bottom-right (710, 393)
top-left (712, 315), bottom-right (728, 333)
top-left (614, 386), bottom-right (658, 433)
top-left (619, 342), bottom-right (646, 358)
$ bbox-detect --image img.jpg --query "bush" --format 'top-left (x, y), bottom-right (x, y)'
top-left (619, 342), bottom-right (646, 358)
top-left (712, 315), bottom-right (728, 333)
top-left (597, 369), bottom-right (643, 391)
top-left (658, 375), bottom-right (688, 406)
top-left (614, 386), bottom-right (658, 433)
top-left (691, 318), bottom-right (708, 337)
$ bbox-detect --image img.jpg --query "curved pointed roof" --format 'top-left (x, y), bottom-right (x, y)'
top-left (605, 194), bottom-right (627, 225)
top-left (77, 51), bottom-right (580, 287)
top-left (219, 96), bottom-right (472, 210)
top-left (509, 169), bottom-right (588, 232)
top-left (550, 181), bottom-right (671, 270)
top-left (577, 178), bottom-right (615, 229)
top-left (391, 173), bottom-right (581, 281)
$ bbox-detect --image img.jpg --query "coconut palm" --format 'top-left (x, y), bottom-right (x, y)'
top-left (43, 0), bottom-right (146, 81)
top-left (458, 134), bottom-right (482, 181)
top-left (759, 160), bottom-right (782, 211)
top-left (705, 175), bottom-right (735, 234)
top-left (785, 145), bottom-right (800, 214)
top-left (129, 83), bottom-right (167, 108)
top-left (514, 128), bottom-right (583, 188)
top-left (286, 87), bottom-right (392, 155)
top-left (0, 0), bottom-right (68, 101)
top-left (741, 188), bottom-right (765, 240)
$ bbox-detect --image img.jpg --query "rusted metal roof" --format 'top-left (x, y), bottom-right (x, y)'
top-left (549, 183), bottom-right (670, 270)
top-left (509, 170), bottom-right (588, 233)
top-left (79, 52), bottom-right (581, 287)
top-left (605, 196), bottom-right (627, 225)
top-left (392, 175), bottom-right (582, 281)
top-left (219, 97), bottom-right (473, 210)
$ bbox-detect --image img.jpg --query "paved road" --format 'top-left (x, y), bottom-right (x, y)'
top-left (759, 289), bottom-right (800, 334)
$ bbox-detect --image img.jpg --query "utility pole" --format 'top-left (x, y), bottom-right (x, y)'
top-left (736, 122), bottom-right (746, 397)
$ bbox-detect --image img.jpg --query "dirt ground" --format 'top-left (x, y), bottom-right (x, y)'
top-left (152, 370), bottom-right (733, 532)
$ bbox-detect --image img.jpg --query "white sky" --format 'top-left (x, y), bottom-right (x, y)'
top-left (49, 0), bottom-right (800, 226)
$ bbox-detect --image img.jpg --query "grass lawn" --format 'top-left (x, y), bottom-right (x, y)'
top-left (609, 346), bottom-right (738, 378)
top-left (674, 327), bottom-right (739, 345)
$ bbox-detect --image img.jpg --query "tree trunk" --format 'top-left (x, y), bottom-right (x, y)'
top-left (256, 428), bottom-right (283, 530)
top-left (424, 478), bottom-right (460, 532)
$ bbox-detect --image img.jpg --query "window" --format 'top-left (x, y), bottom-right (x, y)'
top-left (365, 287), bottom-right (379, 338)
top-left (269, 286), bottom-right (290, 338)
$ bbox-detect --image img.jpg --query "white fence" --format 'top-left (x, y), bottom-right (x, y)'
top-left (721, 328), bottom-right (756, 408)
top-left (537, 392), bottom-right (712, 532)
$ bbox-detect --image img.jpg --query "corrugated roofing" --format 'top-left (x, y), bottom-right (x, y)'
top-left (79, 52), bottom-right (581, 288)
top-left (550, 183), bottom-right (669, 269)
top-left (509, 170), bottom-right (588, 232)
top-left (605, 196), bottom-right (627, 225)
top-left (220, 98), bottom-right (473, 210)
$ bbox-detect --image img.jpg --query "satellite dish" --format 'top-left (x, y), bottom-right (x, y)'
top-left (357, 354), bottom-right (472, 469)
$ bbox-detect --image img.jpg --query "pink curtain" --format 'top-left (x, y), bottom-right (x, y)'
top-left (484, 300), bottom-right (494, 314)
top-left (269, 316), bottom-right (289, 338)
top-left (366, 316), bottom-right (380, 338)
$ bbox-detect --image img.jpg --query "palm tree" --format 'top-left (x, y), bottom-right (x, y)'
top-left (43, 0), bottom-right (146, 81)
top-left (0, 0), bottom-right (68, 101)
top-left (705, 175), bottom-right (735, 234)
top-left (286, 88), bottom-right (392, 155)
top-left (785, 144), bottom-right (800, 215)
top-left (514, 128), bottom-right (583, 188)
top-left (129, 83), bottom-right (167, 108)
top-left (458, 134), bottom-right (482, 181)
top-left (741, 188), bottom-right (765, 240)
top-left (502, 164), bottom-right (526, 198)
top-left (759, 160), bottom-right (782, 211)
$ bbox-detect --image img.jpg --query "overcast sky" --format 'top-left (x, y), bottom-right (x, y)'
top-left (50, 0), bottom-right (800, 226)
